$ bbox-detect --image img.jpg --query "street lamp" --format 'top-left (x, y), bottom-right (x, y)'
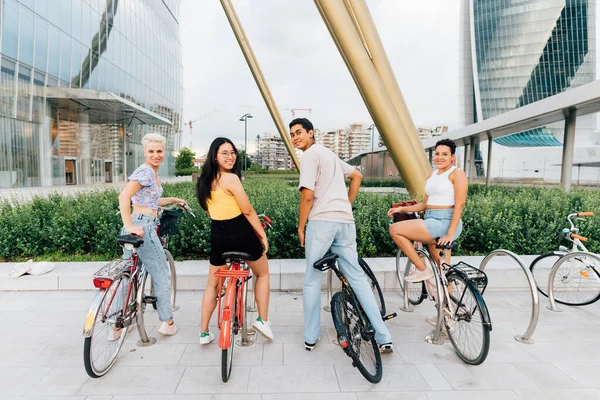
top-left (239, 113), bottom-right (253, 172)
top-left (368, 123), bottom-right (376, 179)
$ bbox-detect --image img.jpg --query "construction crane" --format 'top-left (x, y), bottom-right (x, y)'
top-left (184, 119), bottom-right (196, 150)
top-left (290, 108), bottom-right (312, 118)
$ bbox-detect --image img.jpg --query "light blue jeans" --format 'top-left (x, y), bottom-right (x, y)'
top-left (304, 220), bottom-right (392, 345)
top-left (121, 214), bottom-right (173, 322)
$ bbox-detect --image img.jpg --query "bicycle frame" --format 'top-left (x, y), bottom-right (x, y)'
top-left (214, 261), bottom-right (250, 350)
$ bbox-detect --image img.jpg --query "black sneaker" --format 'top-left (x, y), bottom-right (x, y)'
top-left (305, 336), bottom-right (321, 351)
top-left (379, 343), bottom-right (394, 353)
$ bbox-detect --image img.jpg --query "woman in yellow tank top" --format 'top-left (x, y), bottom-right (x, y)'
top-left (195, 137), bottom-right (273, 344)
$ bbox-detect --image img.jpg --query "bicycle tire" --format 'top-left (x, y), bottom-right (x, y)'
top-left (83, 274), bottom-right (131, 378)
top-left (331, 291), bottom-right (382, 383)
top-left (530, 252), bottom-right (564, 298)
top-left (444, 273), bottom-right (491, 365)
top-left (395, 249), bottom-right (426, 305)
top-left (548, 252), bottom-right (600, 306)
top-left (358, 257), bottom-right (386, 317)
top-left (151, 249), bottom-right (177, 310)
top-left (221, 279), bottom-right (237, 382)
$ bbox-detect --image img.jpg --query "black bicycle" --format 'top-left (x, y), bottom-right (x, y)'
top-left (314, 253), bottom-right (395, 383)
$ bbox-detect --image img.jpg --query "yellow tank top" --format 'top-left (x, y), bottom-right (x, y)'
top-left (207, 187), bottom-right (242, 220)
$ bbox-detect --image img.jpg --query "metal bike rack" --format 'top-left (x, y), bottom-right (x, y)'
top-left (136, 271), bottom-right (156, 347)
top-left (236, 274), bottom-right (255, 346)
top-left (399, 249), bottom-right (428, 313)
top-left (547, 251), bottom-right (600, 312)
top-left (246, 273), bottom-right (257, 313)
top-left (424, 251), bottom-right (446, 345)
top-left (324, 269), bottom-right (333, 312)
top-left (479, 249), bottom-right (539, 344)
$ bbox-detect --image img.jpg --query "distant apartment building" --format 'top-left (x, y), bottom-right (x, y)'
top-left (317, 123), bottom-right (372, 160)
top-left (416, 125), bottom-right (449, 141)
top-left (255, 135), bottom-right (291, 170)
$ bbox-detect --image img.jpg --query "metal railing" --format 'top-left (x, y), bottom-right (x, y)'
top-left (479, 249), bottom-right (539, 344)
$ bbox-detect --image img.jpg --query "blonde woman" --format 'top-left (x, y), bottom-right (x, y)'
top-left (118, 133), bottom-right (187, 337)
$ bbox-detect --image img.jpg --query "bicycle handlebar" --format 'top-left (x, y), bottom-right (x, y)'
top-left (571, 233), bottom-right (588, 242)
top-left (578, 212), bottom-right (594, 217)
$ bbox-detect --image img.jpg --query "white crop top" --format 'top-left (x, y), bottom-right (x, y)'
top-left (425, 166), bottom-right (456, 206)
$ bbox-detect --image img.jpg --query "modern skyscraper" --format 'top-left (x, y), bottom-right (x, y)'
top-left (460, 0), bottom-right (597, 180)
top-left (0, 0), bottom-right (183, 188)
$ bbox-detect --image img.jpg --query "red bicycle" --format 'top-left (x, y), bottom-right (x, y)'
top-left (215, 214), bottom-right (272, 382)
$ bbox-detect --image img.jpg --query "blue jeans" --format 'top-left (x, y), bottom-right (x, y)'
top-left (121, 214), bottom-right (173, 322)
top-left (304, 220), bottom-right (392, 345)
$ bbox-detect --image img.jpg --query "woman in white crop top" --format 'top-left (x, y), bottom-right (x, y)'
top-left (387, 139), bottom-right (468, 283)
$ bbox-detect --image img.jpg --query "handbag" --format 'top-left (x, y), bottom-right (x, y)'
top-left (391, 199), bottom-right (419, 223)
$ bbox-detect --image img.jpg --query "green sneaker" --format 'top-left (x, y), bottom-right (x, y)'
top-left (199, 330), bottom-right (214, 345)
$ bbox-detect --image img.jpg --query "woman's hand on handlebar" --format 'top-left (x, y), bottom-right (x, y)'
top-left (126, 225), bottom-right (144, 237)
top-left (387, 207), bottom-right (401, 217)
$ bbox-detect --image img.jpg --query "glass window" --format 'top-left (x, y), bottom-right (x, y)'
top-left (61, 0), bottom-right (72, 35)
top-left (33, 70), bottom-right (45, 86)
top-left (47, 24), bottom-right (60, 77)
top-left (72, 0), bottom-right (82, 42)
top-left (70, 41), bottom-right (81, 87)
top-left (59, 32), bottom-right (71, 82)
top-left (1, 0), bottom-right (19, 59)
top-left (19, 5), bottom-right (35, 66)
top-left (82, 2), bottom-right (92, 45)
top-left (21, 0), bottom-right (34, 10)
top-left (48, 0), bottom-right (60, 26)
top-left (34, 17), bottom-right (49, 72)
top-left (47, 75), bottom-right (58, 87)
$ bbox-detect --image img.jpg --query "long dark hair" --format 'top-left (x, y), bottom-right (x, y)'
top-left (196, 137), bottom-right (241, 211)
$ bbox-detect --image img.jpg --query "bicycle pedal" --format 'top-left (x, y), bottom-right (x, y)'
top-left (143, 295), bottom-right (157, 304)
top-left (383, 312), bottom-right (397, 321)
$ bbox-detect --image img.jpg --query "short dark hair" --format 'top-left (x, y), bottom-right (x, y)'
top-left (435, 138), bottom-right (456, 155)
top-left (289, 118), bottom-right (314, 133)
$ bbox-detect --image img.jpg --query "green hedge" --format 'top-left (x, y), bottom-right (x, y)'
top-left (175, 167), bottom-right (201, 177)
top-left (0, 181), bottom-right (598, 261)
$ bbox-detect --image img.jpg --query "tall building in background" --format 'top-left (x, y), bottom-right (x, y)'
top-left (0, 0), bottom-right (183, 188)
top-left (255, 135), bottom-right (292, 170)
top-left (460, 0), bottom-right (597, 179)
top-left (318, 123), bottom-right (371, 160)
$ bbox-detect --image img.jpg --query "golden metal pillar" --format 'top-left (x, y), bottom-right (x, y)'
top-left (220, 0), bottom-right (300, 170)
top-left (315, 0), bottom-right (430, 197)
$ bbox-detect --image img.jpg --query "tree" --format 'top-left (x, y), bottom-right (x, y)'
top-left (176, 147), bottom-right (195, 170)
top-left (238, 150), bottom-right (253, 171)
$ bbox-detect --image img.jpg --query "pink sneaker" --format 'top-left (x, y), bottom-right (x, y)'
top-left (158, 321), bottom-right (178, 336)
top-left (405, 268), bottom-right (434, 283)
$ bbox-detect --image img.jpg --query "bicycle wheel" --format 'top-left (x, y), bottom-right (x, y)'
top-left (331, 291), bottom-right (382, 383)
top-left (530, 252), bottom-right (563, 297)
top-left (444, 273), bottom-right (490, 365)
top-left (151, 250), bottom-right (177, 310)
top-left (221, 279), bottom-right (237, 382)
top-left (548, 252), bottom-right (600, 306)
top-left (358, 257), bottom-right (386, 316)
top-left (396, 249), bottom-right (426, 305)
top-left (83, 274), bottom-right (131, 378)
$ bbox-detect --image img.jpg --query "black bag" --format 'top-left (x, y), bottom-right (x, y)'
top-left (159, 208), bottom-right (184, 236)
top-left (391, 199), bottom-right (419, 223)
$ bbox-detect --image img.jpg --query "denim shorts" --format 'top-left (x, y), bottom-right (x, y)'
top-left (423, 208), bottom-right (463, 240)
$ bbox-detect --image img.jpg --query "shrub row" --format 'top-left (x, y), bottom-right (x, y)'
top-left (0, 180), bottom-right (598, 261)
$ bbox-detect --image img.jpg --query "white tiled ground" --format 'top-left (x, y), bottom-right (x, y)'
top-left (0, 289), bottom-right (599, 399)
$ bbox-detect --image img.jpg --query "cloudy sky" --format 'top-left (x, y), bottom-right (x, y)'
top-left (179, 0), bottom-right (461, 156)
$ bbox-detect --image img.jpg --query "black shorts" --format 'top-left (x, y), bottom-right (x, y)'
top-left (210, 214), bottom-right (264, 266)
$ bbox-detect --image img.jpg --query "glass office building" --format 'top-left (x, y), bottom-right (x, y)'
top-left (460, 0), bottom-right (596, 147)
top-left (0, 0), bottom-right (182, 188)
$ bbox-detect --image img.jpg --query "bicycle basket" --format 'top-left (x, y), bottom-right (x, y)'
top-left (451, 261), bottom-right (488, 294)
top-left (159, 208), bottom-right (184, 236)
top-left (391, 199), bottom-right (419, 223)
top-left (93, 259), bottom-right (128, 280)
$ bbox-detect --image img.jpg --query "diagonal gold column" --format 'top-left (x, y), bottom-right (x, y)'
top-left (314, 0), bottom-right (430, 196)
top-left (220, 0), bottom-right (300, 171)
top-left (344, 0), bottom-right (431, 176)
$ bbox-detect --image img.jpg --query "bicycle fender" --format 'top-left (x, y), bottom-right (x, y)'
top-left (83, 290), bottom-right (105, 337)
top-left (471, 283), bottom-right (493, 330)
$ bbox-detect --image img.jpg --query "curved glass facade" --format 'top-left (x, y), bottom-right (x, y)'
top-left (462, 0), bottom-right (596, 148)
top-left (0, 0), bottom-right (182, 188)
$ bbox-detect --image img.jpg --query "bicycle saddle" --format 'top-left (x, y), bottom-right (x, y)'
top-left (435, 240), bottom-right (457, 250)
top-left (222, 251), bottom-right (255, 261)
top-left (313, 253), bottom-right (339, 271)
top-left (117, 235), bottom-right (144, 248)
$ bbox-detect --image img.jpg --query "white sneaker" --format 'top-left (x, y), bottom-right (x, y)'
top-left (158, 321), bottom-right (178, 336)
top-left (252, 317), bottom-right (274, 341)
top-left (405, 268), bottom-right (434, 283)
top-left (199, 331), bottom-right (215, 345)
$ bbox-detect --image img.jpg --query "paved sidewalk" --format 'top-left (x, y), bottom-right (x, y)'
top-left (1, 289), bottom-right (600, 399)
